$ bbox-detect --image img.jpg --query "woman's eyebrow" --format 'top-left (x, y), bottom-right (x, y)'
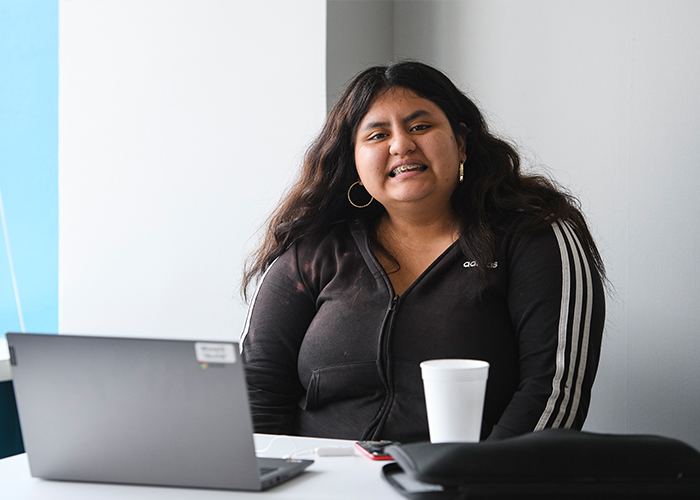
top-left (403, 109), bottom-right (432, 123)
top-left (360, 109), bottom-right (433, 131)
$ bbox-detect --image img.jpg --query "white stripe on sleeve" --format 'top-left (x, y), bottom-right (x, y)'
top-left (239, 257), bottom-right (279, 353)
top-left (563, 221), bottom-right (594, 428)
top-left (535, 220), bottom-right (571, 431)
top-left (534, 220), bottom-right (593, 431)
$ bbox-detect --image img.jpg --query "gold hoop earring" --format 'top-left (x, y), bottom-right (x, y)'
top-left (347, 181), bottom-right (373, 208)
top-left (459, 162), bottom-right (464, 183)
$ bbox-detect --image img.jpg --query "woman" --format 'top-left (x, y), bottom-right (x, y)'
top-left (240, 61), bottom-right (605, 443)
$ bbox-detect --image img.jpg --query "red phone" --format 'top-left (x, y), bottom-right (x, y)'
top-left (354, 440), bottom-right (395, 460)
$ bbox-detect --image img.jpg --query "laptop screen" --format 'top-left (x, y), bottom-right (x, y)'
top-left (7, 333), bottom-right (272, 490)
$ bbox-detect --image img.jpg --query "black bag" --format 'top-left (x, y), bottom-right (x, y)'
top-left (382, 429), bottom-right (700, 499)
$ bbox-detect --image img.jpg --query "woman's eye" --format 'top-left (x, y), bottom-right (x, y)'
top-left (369, 133), bottom-right (388, 141)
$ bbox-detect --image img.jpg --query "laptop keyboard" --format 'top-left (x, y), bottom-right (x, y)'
top-left (259, 466), bottom-right (279, 476)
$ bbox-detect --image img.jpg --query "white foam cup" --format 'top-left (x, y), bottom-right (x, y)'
top-left (420, 359), bottom-right (489, 443)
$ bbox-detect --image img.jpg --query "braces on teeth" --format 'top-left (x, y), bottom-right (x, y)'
top-left (390, 164), bottom-right (426, 177)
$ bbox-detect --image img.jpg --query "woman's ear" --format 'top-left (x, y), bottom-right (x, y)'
top-left (457, 122), bottom-right (470, 162)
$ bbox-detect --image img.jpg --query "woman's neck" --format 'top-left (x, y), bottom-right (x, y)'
top-left (378, 206), bottom-right (461, 245)
top-left (373, 210), bottom-right (461, 296)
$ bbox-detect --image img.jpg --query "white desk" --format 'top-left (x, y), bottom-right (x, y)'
top-left (0, 434), bottom-right (403, 499)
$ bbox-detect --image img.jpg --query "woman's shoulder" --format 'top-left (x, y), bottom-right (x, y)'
top-left (293, 219), bottom-right (355, 249)
top-left (491, 208), bottom-right (584, 237)
top-left (487, 210), bottom-right (581, 263)
top-left (280, 219), bottom-right (362, 268)
top-left (490, 209), bottom-right (601, 276)
top-left (490, 209), bottom-right (545, 235)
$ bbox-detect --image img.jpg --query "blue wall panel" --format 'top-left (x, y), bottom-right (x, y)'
top-left (0, 0), bottom-right (59, 339)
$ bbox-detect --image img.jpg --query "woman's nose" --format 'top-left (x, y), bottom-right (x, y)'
top-left (389, 130), bottom-right (416, 157)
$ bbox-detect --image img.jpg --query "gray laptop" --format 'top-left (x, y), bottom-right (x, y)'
top-left (6, 333), bottom-right (312, 491)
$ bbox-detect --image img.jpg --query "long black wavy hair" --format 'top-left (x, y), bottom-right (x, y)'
top-left (242, 61), bottom-right (605, 299)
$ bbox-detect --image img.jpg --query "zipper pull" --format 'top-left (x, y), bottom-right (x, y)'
top-left (388, 295), bottom-right (398, 311)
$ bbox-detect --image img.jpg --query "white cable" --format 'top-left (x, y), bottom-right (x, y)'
top-left (0, 185), bottom-right (25, 333)
top-left (255, 435), bottom-right (299, 456)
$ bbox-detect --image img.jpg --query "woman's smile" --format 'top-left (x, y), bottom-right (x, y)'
top-left (388, 163), bottom-right (428, 178)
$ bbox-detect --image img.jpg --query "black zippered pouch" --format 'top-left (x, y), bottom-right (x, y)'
top-left (382, 429), bottom-right (700, 499)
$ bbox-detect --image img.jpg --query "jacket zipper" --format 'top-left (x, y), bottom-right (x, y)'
top-left (352, 220), bottom-right (401, 440)
top-left (381, 295), bottom-right (399, 385)
top-left (362, 293), bottom-right (399, 440)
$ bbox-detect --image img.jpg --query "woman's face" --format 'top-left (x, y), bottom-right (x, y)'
top-left (353, 88), bottom-right (466, 217)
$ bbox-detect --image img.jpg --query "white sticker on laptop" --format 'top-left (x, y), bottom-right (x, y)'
top-left (194, 343), bottom-right (237, 364)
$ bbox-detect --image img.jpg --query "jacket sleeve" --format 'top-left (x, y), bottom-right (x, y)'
top-left (488, 219), bottom-right (605, 440)
top-left (239, 245), bottom-right (317, 435)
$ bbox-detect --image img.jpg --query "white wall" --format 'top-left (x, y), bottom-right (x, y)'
top-left (395, 0), bottom-right (700, 448)
top-left (59, 0), bottom-right (327, 340)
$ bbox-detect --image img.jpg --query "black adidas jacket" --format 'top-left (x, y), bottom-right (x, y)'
top-left (241, 214), bottom-right (605, 442)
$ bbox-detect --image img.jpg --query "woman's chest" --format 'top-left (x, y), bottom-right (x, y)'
top-left (296, 252), bottom-right (514, 384)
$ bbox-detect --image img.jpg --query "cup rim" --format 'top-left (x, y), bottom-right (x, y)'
top-left (420, 359), bottom-right (490, 381)
top-left (420, 358), bottom-right (489, 370)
